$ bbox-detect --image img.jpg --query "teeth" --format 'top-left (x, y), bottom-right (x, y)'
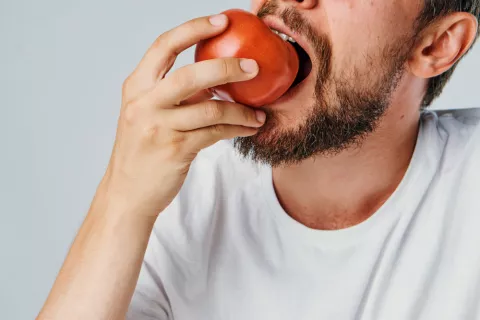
top-left (270, 28), bottom-right (296, 43)
top-left (278, 32), bottom-right (289, 41)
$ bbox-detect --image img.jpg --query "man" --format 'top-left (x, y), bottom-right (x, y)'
top-left (38, 0), bottom-right (480, 319)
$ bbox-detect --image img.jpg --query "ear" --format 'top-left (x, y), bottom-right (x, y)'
top-left (408, 12), bottom-right (478, 79)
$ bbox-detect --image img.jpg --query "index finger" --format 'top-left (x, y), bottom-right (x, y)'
top-left (134, 14), bottom-right (229, 81)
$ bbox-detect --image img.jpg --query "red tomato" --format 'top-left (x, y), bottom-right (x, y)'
top-left (195, 9), bottom-right (299, 107)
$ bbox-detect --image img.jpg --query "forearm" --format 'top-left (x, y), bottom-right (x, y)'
top-left (37, 12), bottom-right (254, 320)
top-left (38, 182), bottom-right (157, 320)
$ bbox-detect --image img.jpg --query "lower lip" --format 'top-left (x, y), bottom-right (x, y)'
top-left (272, 72), bottom-right (313, 105)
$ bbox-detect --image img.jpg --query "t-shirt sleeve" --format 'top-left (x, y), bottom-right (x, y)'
top-left (126, 206), bottom-right (179, 320)
top-left (125, 171), bottom-right (197, 320)
top-left (126, 141), bottom-right (231, 319)
top-left (126, 252), bottom-right (172, 320)
top-left (126, 256), bottom-right (172, 320)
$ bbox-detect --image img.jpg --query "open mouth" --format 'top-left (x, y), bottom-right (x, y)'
top-left (270, 28), bottom-right (313, 91)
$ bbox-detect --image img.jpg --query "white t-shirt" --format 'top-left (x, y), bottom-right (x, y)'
top-left (127, 109), bottom-right (480, 320)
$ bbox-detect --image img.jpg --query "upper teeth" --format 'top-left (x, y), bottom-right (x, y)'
top-left (271, 29), bottom-right (296, 43)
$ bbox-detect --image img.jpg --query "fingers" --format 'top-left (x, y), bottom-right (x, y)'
top-left (186, 124), bottom-right (259, 152)
top-left (148, 58), bottom-right (259, 107)
top-left (135, 14), bottom-right (230, 81)
top-left (164, 100), bottom-right (266, 131)
top-left (178, 90), bottom-right (213, 106)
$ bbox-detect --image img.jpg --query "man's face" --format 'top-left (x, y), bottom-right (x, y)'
top-left (234, 0), bottom-right (422, 167)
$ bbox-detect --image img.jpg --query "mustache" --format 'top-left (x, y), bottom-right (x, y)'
top-left (257, 0), bottom-right (316, 39)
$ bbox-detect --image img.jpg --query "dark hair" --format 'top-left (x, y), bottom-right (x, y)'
top-left (416, 1), bottom-right (480, 108)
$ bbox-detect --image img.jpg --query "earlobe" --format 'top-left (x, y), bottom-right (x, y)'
top-left (408, 12), bottom-right (478, 79)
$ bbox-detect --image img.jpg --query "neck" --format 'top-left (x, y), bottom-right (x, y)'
top-left (272, 98), bottom-right (422, 230)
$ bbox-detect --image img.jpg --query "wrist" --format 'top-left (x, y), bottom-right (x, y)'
top-left (94, 171), bottom-right (162, 223)
top-left (90, 177), bottom-right (159, 228)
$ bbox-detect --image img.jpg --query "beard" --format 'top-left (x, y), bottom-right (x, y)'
top-left (233, 3), bottom-right (415, 168)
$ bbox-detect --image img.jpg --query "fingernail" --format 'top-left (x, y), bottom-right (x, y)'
top-left (240, 59), bottom-right (258, 74)
top-left (209, 14), bottom-right (227, 26)
top-left (255, 110), bottom-right (266, 123)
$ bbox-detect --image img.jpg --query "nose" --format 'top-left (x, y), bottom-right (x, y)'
top-left (282, 0), bottom-right (318, 9)
top-left (250, 0), bottom-right (318, 13)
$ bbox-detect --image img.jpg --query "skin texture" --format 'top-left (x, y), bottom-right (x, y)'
top-left (243, 0), bottom-right (478, 229)
top-left (37, 1), bottom-right (478, 319)
top-left (37, 15), bottom-right (265, 320)
top-left (236, 1), bottom-right (416, 166)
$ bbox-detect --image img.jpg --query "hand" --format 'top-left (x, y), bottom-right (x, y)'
top-left (102, 13), bottom-right (266, 218)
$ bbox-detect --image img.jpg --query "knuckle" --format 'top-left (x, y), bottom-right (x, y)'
top-left (219, 59), bottom-right (231, 81)
top-left (242, 106), bottom-right (255, 124)
top-left (183, 21), bottom-right (198, 37)
top-left (162, 143), bottom-right (183, 163)
top-left (162, 129), bottom-right (188, 149)
top-left (169, 130), bottom-right (188, 145)
top-left (122, 75), bottom-right (134, 93)
top-left (171, 69), bottom-right (195, 91)
top-left (204, 100), bottom-right (224, 121)
top-left (159, 20), bottom-right (196, 54)
top-left (184, 17), bottom-right (206, 35)
top-left (140, 124), bottom-right (159, 141)
top-left (122, 101), bottom-right (142, 125)
top-left (163, 132), bottom-right (189, 158)
top-left (209, 124), bottom-right (224, 136)
top-left (152, 32), bottom-right (166, 50)
top-left (152, 33), bottom-right (175, 60)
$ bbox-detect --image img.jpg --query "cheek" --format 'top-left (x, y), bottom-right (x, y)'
top-left (326, 2), bottom-right (402, 77)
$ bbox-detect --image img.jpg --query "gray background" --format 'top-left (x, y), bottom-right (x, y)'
top-left (1, 0), bottom-right (478, 319)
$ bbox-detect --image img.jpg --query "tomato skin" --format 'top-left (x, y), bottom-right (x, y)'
top-left (195, 9), bottom-right (299, 107)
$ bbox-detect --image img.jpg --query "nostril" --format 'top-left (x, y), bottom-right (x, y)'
top-left (294, 0), bottom-right (317, 9)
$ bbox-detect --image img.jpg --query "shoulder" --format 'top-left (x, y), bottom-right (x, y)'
top-left (189, 138), bottom-right (263, 186)
top-left (422, 108), bottom-right (480, 152)
top-left (132, 140), bottom-right (269, 314)
top-left (434, 107), bottom-right (480, 132)
top-left (157, 137), bottom-right (260, 217)
top-left (180, 138), bottom-right (264, 209)
top-left (421, 108), bottom-right (480, 188)
top-left (148, 138), bottom-right (263, 261)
